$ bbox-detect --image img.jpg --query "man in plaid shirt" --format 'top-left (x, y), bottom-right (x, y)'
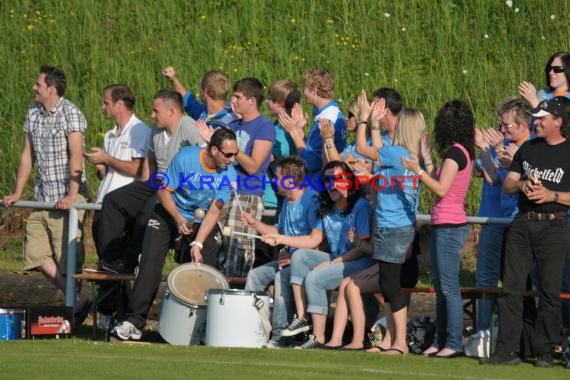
top-left (3, 65), bottom-right (90, 319)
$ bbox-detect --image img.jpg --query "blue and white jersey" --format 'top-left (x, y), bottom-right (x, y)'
top-left (315, 197), bottom-right (371, 259)
top-left (300, 101), bottom-right (346, 186)
top-left (182, 92), bottom-right (237, 128)
top-left (165, 146), bottom-right (236, 221)
top-left (278, 190), bottom-right (319, 252)
top-left (375, 145), bottom-right (420, 227)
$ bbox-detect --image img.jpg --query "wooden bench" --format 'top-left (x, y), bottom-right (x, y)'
top-left (73, 271), bottom-right (135, 338)
top-left (225, 276), bottom-right (247, 288)
top-left (402, 287), bottom-right (570, 330)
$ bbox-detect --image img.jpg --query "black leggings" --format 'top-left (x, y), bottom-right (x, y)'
top-left (378, 261), bottom-right (407, 313)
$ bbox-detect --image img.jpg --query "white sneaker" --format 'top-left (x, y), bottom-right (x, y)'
top-left (264, 338), bottom-right (290, 349)
top-left (111, 321), bottom-right (142, 341)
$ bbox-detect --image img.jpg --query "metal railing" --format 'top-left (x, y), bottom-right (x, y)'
top-left (0, 199), bottom-right (514, 308)
top-left (1, 200), bottom-right (101, 307)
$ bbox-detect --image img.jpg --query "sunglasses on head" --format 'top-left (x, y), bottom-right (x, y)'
top-left (548, 65), bottom-right (565, 74)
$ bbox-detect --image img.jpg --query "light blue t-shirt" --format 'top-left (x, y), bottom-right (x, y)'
top-left (315, 197), bottom-right (372, 259)
top-left (375, 145), bottom-right (420, 227)
top-left (166, 146), bottom-right (236, 221)
top-left (277, 189), bottom-right (319, 252)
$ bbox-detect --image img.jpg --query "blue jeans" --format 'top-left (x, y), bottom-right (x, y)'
top-left (290, 249), bottom-right (374, 315)
top-left (475, 224), bottom-right (507, 331)
top-left (431, 225), bottom-right (469, 351)
top-left (245, 261), bottom-right (292, 337)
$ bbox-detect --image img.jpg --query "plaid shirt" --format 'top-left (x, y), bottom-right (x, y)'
top-left (24, 97), bottom-right (87, 202)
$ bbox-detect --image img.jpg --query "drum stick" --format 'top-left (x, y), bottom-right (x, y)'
top-left (222, 226), bottom-right (262, 240)
top-left (231, 183), bottom-right (245, 214)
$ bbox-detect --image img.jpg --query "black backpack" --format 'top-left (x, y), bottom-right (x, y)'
top-left (407, 315), bottom-right (436, 354)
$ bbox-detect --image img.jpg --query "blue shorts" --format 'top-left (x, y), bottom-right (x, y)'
top-left (373, 225), bottom-right (415, 264)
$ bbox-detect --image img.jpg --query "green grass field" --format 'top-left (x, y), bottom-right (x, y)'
top-left (1, 338), bottom-right (567, 379)
top-left (0, 0), bottom-right (569, 214)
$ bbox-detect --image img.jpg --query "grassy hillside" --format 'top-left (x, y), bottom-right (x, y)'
top-left (0, 0), bottom-right (569, 214)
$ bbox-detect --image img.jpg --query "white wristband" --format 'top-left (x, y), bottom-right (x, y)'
top-left (190, 241), bottom-right (203, 250)
top-left (416, 169), bottom-right (424, 176)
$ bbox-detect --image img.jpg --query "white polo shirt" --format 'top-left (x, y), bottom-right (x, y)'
top-left (95, 114), bottom-right (150, 203)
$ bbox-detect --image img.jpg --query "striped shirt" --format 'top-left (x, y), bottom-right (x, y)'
top-left (24, 97), bottom-right (87, 202)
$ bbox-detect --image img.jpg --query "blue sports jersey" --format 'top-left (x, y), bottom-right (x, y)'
top-left (375, 145), bottom-right (420, 227)
top-left (166, 146), bottom-right (236, 221)
top-left (277, 189), bottom-right (319, 252)
top-left (315, 197), bottom-right (371, 259)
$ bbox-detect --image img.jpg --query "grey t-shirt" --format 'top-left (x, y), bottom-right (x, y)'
top-left (149, 115), bottom-right (204, 172)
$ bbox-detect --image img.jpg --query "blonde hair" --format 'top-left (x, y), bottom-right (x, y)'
top-left (393, 108), bottom-right (426, 159)
top-left (201, 70), bottom-right (230, 100)
top-left (303, 67), bottom-right (334, 99)
top-left (347, 100), bottom-right (360, 117)
top-left (268, 79), bottom-right (296, 104)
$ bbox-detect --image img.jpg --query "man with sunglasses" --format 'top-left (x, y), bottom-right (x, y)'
top-left (482, 97), bottom-right (570, 367)
top-left (112, 128), bottom-right (238, 341)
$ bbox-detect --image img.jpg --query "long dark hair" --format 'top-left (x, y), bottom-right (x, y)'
top-left (544, 52), bottom-right (570, 92)
top-left (434, 100), bottom-right (475, 159)
top-left (317, 161), bottom-right (363, 219)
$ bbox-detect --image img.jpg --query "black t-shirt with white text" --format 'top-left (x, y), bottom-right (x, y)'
top-left (510, 138), bottom-right (570, 213)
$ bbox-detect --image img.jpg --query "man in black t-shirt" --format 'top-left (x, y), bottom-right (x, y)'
top-left (482, 97), bottom-right (570, 368)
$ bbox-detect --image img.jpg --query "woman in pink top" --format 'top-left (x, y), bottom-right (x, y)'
top-left (402, 100), bottom-right (475, 358)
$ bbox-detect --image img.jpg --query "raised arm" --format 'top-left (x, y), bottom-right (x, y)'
top-left (474, 128), bottom-right (499, 185)
top-left (162, 66), bottom-right (188, 99)
top-left (319, 118), bottom-right (341, 164)
top-left (518, 81), bottom-right (540, 108)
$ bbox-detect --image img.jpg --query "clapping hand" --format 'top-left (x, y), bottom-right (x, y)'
top-left (518, 81), bottom-right (539, 108)
top-left (196, 119), bottom-right (215, 144)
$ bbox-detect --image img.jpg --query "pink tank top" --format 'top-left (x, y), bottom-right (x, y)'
top-left (431, 143), bottom-right (472, 225)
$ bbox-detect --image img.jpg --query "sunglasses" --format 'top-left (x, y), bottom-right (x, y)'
top-left (548, 65), bottom-right (565, 74)
top-left (217, 147), bottom-right (239, 158)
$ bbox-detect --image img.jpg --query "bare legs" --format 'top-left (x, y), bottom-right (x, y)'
top-left (39, 259), bottom-right (88, 313)
top-left (291, 283), bottom-right (307, 318)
